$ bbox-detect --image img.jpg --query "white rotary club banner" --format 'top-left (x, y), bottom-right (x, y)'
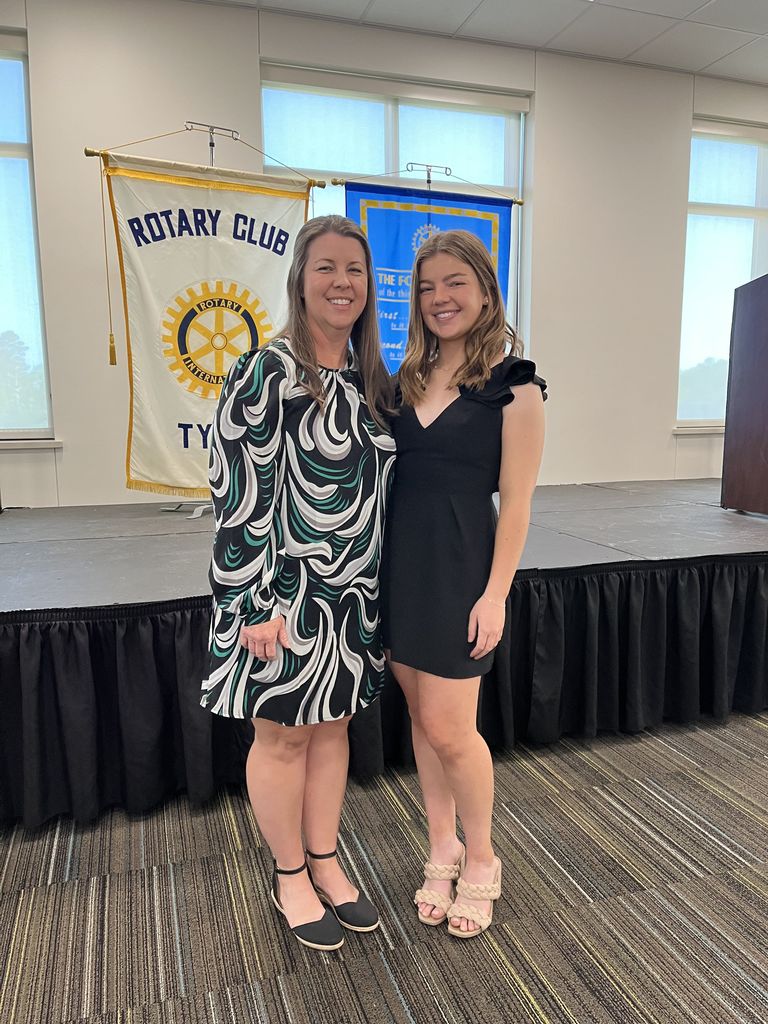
top-left (103, 151), bottom-right (310, 496)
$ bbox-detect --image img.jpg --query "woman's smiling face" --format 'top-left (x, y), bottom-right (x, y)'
top-left (417, 251), bottom-right (487, 349)
top-left (302, 232), bottom-right (368, 342)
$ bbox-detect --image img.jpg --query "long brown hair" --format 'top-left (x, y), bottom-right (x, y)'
top-left (277, 214), bottom-right (393, 429)
top-left (398, 229), bottom-right (522, 407)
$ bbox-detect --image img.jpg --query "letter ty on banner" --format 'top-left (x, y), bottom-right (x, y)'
top-left (104, 151), bottom-right (310, 496)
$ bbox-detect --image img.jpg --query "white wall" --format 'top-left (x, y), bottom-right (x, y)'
top-left (528, 54), bottom-right (693, 484)
top-left (694, 76), bottom-right (768, 124)
top-left (4, 3), bottom-right (768, 503)
top-left (258, 10), bottom-right (535, 93)
top-left (0, 0), bottom-right (24, 30)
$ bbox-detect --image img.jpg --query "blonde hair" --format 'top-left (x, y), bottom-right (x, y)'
top-left (277, 215), bottom-right (393, 429)
top-left (398, 229), bottom-right (522, 407)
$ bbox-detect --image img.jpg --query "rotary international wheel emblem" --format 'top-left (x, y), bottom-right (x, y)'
top-left (412, 223), bottom-right (440, 253)
top-left (161, 280), bottom-right (274, 399)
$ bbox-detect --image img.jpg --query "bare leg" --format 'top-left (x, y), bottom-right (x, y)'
top-left (389, 657), bottom-right (464, 921)
top-left (247, 719), bottom-right (325, 927)
top-left (416, 672), bottom-right (498, 934)
top-left (301, 716), bottom-right (359, 904)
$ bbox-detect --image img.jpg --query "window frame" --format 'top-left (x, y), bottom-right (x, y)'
top-left (0, 48), bottom-right (53, 440)
top-left (678, 122), bottom-right (768, 426)
top-left (260, 72), bottom-right (525, 330)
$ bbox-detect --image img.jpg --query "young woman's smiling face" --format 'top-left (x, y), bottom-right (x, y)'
top-left (302, 232), bottom-right (368, 343)
top-left (418, 252), bottom-right (487, 348)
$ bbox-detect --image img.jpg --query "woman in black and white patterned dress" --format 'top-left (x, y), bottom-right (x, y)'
top-left (201, 216), bottom-right (395, 952)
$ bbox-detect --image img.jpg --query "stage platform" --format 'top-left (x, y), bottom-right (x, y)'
top-left (2, 478), bottom-right (767, 612)
top-left (2, 479), bottom-right (767, 827)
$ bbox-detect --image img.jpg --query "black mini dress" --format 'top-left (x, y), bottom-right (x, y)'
top-left (381, 355), bottom-right (547, 679)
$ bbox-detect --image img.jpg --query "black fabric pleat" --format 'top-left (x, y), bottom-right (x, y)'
top-left (525, 554), bottom-right (768, 743)
top-left (1, 553), bottom-right (767, 827)
top-left (0, 600), bottom-right (248, 828)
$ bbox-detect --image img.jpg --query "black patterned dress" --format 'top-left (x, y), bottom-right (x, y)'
top-left (201, 339), bottom-right (396, 725)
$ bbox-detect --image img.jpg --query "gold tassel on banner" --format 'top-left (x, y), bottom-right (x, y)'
top-left (98, 154), bottom-right (118, 366)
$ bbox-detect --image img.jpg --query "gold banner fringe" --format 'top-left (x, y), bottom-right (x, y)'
top-left (126, 478), bottom-right (211, 499)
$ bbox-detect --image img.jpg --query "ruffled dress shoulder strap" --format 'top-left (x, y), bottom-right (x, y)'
top-left (459, 355), bottom-right (547, 409)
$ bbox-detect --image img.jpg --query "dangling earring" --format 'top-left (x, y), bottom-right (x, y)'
top-left (428, 339), bottom-right (439, 364)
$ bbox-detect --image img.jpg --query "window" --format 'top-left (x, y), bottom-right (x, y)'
top-left (0, 54), bottom-right (51, 436)
top-left (261, 79), bottom-right (523, 320)
top-left (678, 129), bottom-right (768, 421)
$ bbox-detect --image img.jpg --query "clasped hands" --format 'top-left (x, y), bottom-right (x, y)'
top-left (240, 615), bottom-right (290, 660)
top-left (239, 600), bottom-right (503, 662)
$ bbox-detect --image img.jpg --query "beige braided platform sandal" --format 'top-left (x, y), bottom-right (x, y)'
top-left (446, 856), bottom-right (502, 939)
top-left (414, 847), bottom-right (465, 926)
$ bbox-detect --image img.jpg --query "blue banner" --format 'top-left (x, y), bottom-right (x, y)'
top-left (345, 183), bottom-right (513, 373)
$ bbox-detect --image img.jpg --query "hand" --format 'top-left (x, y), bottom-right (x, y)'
top-left (239, 616), bottom-right (290, 661)
top-left (467, 596), bottom-right (505, 659)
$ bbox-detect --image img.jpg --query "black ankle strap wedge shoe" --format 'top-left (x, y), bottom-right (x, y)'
top-left (306, 849), bottom-right (380, 933)
top-left (271, 861), bottom-right (344, 951)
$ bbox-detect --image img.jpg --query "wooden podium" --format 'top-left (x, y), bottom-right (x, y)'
top-left (721, 272), bottom-right (768, 514)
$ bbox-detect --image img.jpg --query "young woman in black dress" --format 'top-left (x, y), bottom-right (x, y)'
top-left (382, 229), bottom-right (546, 938)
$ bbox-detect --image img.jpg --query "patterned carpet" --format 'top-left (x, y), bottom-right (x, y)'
top-left (2, 714), bottom-right (768, 1023)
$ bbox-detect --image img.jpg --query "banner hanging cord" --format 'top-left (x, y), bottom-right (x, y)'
top-left (330, 167), bottom-right (415, 185)
top-left (447, 171), bottom-right (523, 205)
top-left (102, 127), bottom-right (189, 153)
top-left (234, 136), bottom-right (325, 188)
top-left (90, 126), bottom-right (325, 188)
top-left (332, 167), bottom-right (522, 205)
top-left (98, 160), bottom-right (117, 366)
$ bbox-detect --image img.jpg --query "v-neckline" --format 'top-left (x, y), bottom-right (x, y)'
top-left (413, 393), bottom-right (462, 431)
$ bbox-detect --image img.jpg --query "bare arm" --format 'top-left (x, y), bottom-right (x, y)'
top-left (486, 382), bottom-right (545, 599)
top-left (468, 382), bottom-right (545, 658)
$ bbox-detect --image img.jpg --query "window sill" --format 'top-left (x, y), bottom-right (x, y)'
top-left (0, 439), bottom-right (63, 451)
top-left (673, 425), bottom-right (724, 436)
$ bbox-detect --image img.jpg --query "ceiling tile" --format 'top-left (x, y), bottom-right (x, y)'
top-left (546, 5), bottom-right (675, 59)
top-left (363, 0), bottom-right (481, 35)
top-left (689, 0), bottom-right (768, 35)
top-left (258, 0), bottom-right (371, 16)
top-left (701, 34), bottom-right (768, 82)
top-left (594, 0), bottom-right (709, 15)
top-left (456, 0), bottom-right (591, 48)
top-left (628, 20), bottom-right (757, 70)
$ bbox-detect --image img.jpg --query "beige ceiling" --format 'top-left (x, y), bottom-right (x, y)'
top-left (193, 0), bottom-right (768, 86)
